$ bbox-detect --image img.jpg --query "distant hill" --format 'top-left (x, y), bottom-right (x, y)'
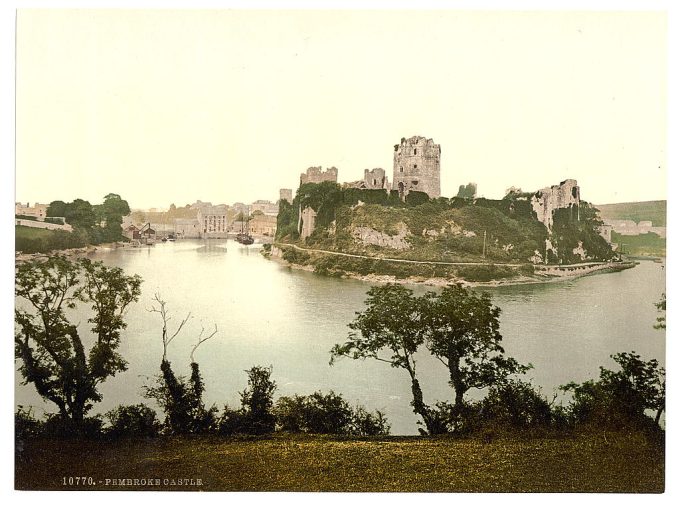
top-left (595, 200), bottom-right (666, 227)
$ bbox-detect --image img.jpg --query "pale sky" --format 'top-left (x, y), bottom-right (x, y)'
top-left (15, 9), bottom-right (667, 209)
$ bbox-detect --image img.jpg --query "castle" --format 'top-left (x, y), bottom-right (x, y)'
top-left (287, 138), bottom-right (583, 241)
top-left (392, 136), bottom-right (441, 199)
top-left (530, 179), bottom-right (580, 230)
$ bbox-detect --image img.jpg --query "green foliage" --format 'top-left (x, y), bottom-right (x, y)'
top-left (45, 194), bottom-right (131, 245)
top-left (611, 231), bottom-right (665, 257)
top-left (15, 406), bottom-right (43, 440)
top-left (551, 202), bottom-right (614, 263)
top-left (276, 199), bottom-right (299, 240)
top-left (596, 200), bottom-right (666, 227)
top-left (654, 293), bottom-right (666, 330)
top-left (282, 247), bottom-right (311, 265)
top-left (560, 352), bottom-right (665, 428)
top-left (476, 380), bottom-right (555, 430)
top-left (455, 265), bottom-right (517, 282)
top-left (15, 226), bottom-right (88, 254)
top-left (332, 283), bottom-right (527, 435)
top-left (15, 256), bottom-right (142, 433)
top-left (15, 214), bottom-right (38, 221)
top-left (218, 366), bottom-right (277, 436)
top-left (105, 404), bottom-right (161, 438)
top-left (274, 391), bottom-right (390, 435)
top-left (240, 366), bottom-right (277, 435)
top-left (405, 190), bottom-right (429, 206)
top-left (144, 359), bottom-right (218, 435)
top-left (421, 284), bottom-right (530, 411)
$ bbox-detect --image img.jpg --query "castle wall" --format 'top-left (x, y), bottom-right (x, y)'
top-left (530, 179), bottom-right (580, 230)
top-left (279, 188), bottom-right (293, 204)
top-left (300, 166), bottom-right (338, 185)
top-left (392, 136), bottom-right (441, 199)
top-left (363, 168), bottom-right (389, 190)
top-left (299, 207), bottom-right (317, 240)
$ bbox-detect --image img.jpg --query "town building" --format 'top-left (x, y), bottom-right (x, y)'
top-left (174, 218), bottom-right (201, 239)
top-left (251, 200), bottom-right (279, 216)
top-left (15, 202), bottom-right (48, 220)
top-left (248, 214), bottom-right (278, 237)
top-left (197, 206), bottom-right (228, 238)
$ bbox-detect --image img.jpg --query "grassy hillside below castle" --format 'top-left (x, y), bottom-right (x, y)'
top-left (595, 200), bottom-right (666, 227)
top-left (273, 183), bottom-right (614, 282)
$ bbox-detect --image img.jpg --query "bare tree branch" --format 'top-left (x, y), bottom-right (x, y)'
top-left (190, 324), bottom-right (218, 363)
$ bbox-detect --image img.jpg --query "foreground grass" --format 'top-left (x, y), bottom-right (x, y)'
top-left (16, 430), bottom-right (663, 492)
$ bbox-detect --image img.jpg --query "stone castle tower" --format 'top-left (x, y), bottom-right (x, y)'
top-left (393, 136), bottom-right (441, 199)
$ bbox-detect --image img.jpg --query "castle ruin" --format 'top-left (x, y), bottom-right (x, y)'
top-left (530, 179), bottom-right (580, 230)
top-left (279, 188), bottom-right (293, 204)
top-left (392, 136), bottom-right (441, 199)
top-left (300, 166), bottom-right (338, 186)
top-left (363, 168), bottom-right (389, 190)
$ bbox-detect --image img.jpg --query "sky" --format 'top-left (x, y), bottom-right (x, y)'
top-left (15, 9), bottom-right (667, 209)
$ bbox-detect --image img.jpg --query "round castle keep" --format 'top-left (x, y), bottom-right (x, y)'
top-left (393, 136), bottom-right (441, 199)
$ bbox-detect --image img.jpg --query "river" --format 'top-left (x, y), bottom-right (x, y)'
top-left (14, 239), bottom-right (666, 435)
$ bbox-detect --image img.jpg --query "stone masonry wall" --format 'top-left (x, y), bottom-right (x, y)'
top-left (392, 136), bottom-right (441, 199)
top-left (531, 179), bottom-right (580, 230)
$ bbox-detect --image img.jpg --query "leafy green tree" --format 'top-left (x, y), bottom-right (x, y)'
top-left (97, 193), bottom-right (131, 241)
top-left (654, 293), bottom-right (666, 330)
top-left (331, 284), bottom-right (442, 434)
top-left (239, 366), bottom-right (277, 434)
top-left (65, 199), bottom-right (97, 228)
top-left (421, 284), bottom-right (529, 412)
top-left (46, 200), bottom-right (68, 218)
top-left (561, 352), bottom-right (665, 427)
top-left (15, 256), bottom-right (142, 431)
top-left (274, 391), bottom-right (390, 435)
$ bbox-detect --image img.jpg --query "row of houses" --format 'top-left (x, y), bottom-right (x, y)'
top-left (123, 208), bottom-right (278, 240)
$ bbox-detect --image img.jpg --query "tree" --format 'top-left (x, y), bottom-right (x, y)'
top-left (331, 284), bottom-right (441, 434)
top-left (144, 294), bottom-right (218, 434)
top-left (561, 352), bottom-right (665, 427)
top-left (654, 293), bottom-right (666, 330)
top-left (97, 193), bottom-right (131, 241)
top-left (602, 352), bottom-right (665, 425)
top-left (46, 200), bottom-right (68, 218)
top-left (239, 366), bottom-right (277, 434)
top-left (15, 256), bottom-right (142, 432)
top-left (421, 284), bottom-right (529, 412)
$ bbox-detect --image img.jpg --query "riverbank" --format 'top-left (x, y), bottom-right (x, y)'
top-left (15, 241), bottom-right (126, 264)
top-left (15, 430), bottom-right (664, 492)
top-left (267, 244), bottom-right (638, 288)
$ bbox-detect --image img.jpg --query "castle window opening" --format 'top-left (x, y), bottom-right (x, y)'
top-left (414, 148), bottom-right (417, 155)
top-left (413, 164), bottom-right (417, 169)
top-left (400, 166), bottom-right (403, 173)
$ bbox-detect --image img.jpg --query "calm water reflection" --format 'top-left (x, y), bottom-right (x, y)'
top-left (15, 240), bottom-right (666, 434)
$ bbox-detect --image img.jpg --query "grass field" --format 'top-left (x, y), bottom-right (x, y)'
top-left (15, 225), bottom-right (55, 241)
top-left (612, 231), bottom-right (666, 257)
top-left (596, 200), bottom-right (666, 227)
top-left (15, 431), bottom-right (664, 492)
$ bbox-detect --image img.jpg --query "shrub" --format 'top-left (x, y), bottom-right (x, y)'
top-left (274, 391), bottom-right (390, 435)
top-left (477, 380), bottom-right (554, 429)
top-left (41, 414), bottom-right (104, 439)
top-left (217, 366), bottom-right (277, 436)
top-left (105, 404), bottom-right (161, 438)
top-left (15, 406), bottom-right (43, 440)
